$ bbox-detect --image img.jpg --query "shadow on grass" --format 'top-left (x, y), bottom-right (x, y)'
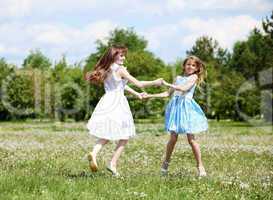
top-left (64, 171), bottom-right (110, 179)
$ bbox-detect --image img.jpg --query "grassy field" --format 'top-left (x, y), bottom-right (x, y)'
top-left (0, 120), bottom-right (272, 200)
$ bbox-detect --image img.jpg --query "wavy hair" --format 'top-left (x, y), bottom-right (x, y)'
top-left (85, 45), bottom-right (128, 84)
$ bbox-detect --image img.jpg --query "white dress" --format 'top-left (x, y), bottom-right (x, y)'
top-left (86, 63), bottom-right (136, 140)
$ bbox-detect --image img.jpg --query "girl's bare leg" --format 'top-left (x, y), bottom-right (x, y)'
top-left (187, 134), bottom-right (206, 176)
top-left (92, 138), bottom-right (109, 159)
top-left (161, 132), bottom-right (178, 170)
top-left (108, 139), bottom-right (128, 174)
top-left (88, 139), bottom-right (109, 171)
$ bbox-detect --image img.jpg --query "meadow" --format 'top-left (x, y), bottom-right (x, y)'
top-left (0, 120), bottom-right (272, 200)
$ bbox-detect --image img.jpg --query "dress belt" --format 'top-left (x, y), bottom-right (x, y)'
top-left (105, 89), bottom-right (124, 93)
top-left (173, 95), bottom-right (192, 99)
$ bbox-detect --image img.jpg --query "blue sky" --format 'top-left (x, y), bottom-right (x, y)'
top-left (0, 0), bottom-right (272, 66)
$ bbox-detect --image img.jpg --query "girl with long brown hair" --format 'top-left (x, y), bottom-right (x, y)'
top-left (85, 45), bottom-right (163, 176)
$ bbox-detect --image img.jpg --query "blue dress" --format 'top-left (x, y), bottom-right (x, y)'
top-left (165, 75), bottom-right (208, 134)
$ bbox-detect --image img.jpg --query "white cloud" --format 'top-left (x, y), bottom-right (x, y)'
top-left (0, 20), bottom-right (117, 65)
top-left (84, 21), bottom-right (117, 41)
top-left (142, 25), bottom-right (179, 50)
top-left (140, 15), bottom-right (262, 62)
top-left (0, 0), bottom-right (99, 18)
top-left (0, 44), bottom-right (4, 53)
top-left (165, 0), bottom-right (272, 12)
top-left (166, 0), bottom-right (186, 12)
top-left (0, 0), bottom-right (270, 64)
top-left (0, 0), bottom-right (271, 19)
top-left (212, 0), bottom-right (272, 12)
top-left (31, 25), bottom-right (69, 45)
top-left (143, 15), bottom-right (261, 52)
top-left (127, 0), bottom-right (272, 16)
top-left (180, 15), bottom-right (262, 49)
top-left (0, 0), bottom-right (32, 18)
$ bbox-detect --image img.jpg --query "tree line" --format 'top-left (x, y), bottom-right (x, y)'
top-left (0, 12), bottom-right (272, 122)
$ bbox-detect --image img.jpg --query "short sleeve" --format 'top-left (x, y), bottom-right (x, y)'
top-left (174, 76), bottom-right (180, 84)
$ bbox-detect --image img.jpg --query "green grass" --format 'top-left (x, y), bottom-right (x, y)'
top-left (0, 120), bottom-right (272, 199)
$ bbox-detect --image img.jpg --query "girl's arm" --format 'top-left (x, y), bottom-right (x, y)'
top-left (124, 85), bottom-right (143, 99)
top-left (143, 78), bottom-right (176, 99)
top-left (143, 86), bottom-right (175, 99)
top-left (144, 91), bottom-right (170, 98)
top-left (117, 66), bottom-right (163, 88)
top-left (163, 74), bottom-right (197, 92)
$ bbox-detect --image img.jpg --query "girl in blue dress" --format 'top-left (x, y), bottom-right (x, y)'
top-left (143, 55), bottom-right (208, 177)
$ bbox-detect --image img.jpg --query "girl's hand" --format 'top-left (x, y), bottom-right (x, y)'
top-left (141, 92), bottom-right (149, 99)
top-left (136, 93), bottom-right (143, 100)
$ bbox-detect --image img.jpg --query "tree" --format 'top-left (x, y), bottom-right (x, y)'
top-left (263, 11), bottom-right (273, 38)
top-left (187, 36), bottom-right (219, 63)
top-left (23, 49), bottom-right (51, 70)
top-left (230, 26), bottom-right (272, 83)
top-left (1, 69), bottom-right (35, 119)
top-left (0, 58), bottom-right (15, 120)
top-left (261, 11), bottom-right (273, 122)
top-left (97, 28), bottom-right (148, 53)
top-left (85, 28), bottom-right (148, 72)
top-left (186, 36), bottom-right (223, 119)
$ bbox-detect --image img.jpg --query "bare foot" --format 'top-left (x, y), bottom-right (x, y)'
top-left (197, 165), bottom-right (207, 177)
top-left (87, 152), bottom-right (98, 172)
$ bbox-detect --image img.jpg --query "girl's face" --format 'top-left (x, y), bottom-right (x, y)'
top-left (184, 59), bottom-right (198, 75)
top-left (115, 53), bottom-right (126, 65)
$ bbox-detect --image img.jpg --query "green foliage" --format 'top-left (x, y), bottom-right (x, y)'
top-left (97, 28), bottom-right (148, 52)
top-left (2, 70), bottom-right (35, 119)
top-left (23, 49), bottom-right (51, 70)
top-left (230, 29), bottom-right (267, 81)
top-left (229, 19), bottom-right (273, 121)
top-left (0, 58), bottom-right (15, 120)
top-left (52, 57), bottom-right (88, 121)
top-left (187, 36), bottom-right (221, 63)
top-left (0, 12), bottom-right (272, 122)
top-left (262, 11), bottom-right (273, 38)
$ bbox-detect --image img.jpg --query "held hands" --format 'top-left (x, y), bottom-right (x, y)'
top-left (141, 92), bottom-right (149, 99)
top-left (137, 92), bottom-right (149, 100)
top-left (136, 78), bottom-right (173, 100)
top-left (136, 92), bottom-right (143, 100)
top-left (137, 92), bottom-right (148, 100)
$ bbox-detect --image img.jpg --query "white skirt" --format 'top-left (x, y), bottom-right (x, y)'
top-left (87, 91), bottom-right (136, 140)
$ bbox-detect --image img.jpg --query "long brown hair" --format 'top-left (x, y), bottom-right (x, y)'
top-left (85, 45), bottom-right (128, 84)
top-left (182, 55), bottom-right (206, 85)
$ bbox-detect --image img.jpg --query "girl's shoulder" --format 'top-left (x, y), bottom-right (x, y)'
top-left (182, 74), bottom-right (198, 81)
top-left (188, 74), bottom-right (198, 82)
top-left (111, 63), bottom-right (120, 71)
top-left (176, 74), bottom-right (198, 85)
top-left (175, 75), bottom-right (188, 81)
top-left (113, 64), bottom-right (127, 71)
top-left (175, 75), bottom-right (183, 80)
top-left (174, 75), bottom-right (183, 83)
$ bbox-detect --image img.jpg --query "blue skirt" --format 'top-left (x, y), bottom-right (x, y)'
top-left (165, 96), bottom-right (208, 134)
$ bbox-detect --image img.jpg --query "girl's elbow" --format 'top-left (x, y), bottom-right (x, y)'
top-left (178, 89), bottom-right (186, 92)
top-left (164, 92), bottom-right (170, 97)
top-left (177, 87), bottom-right (186, 92)
top-left (137, 82), bottom-right (144, 88)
